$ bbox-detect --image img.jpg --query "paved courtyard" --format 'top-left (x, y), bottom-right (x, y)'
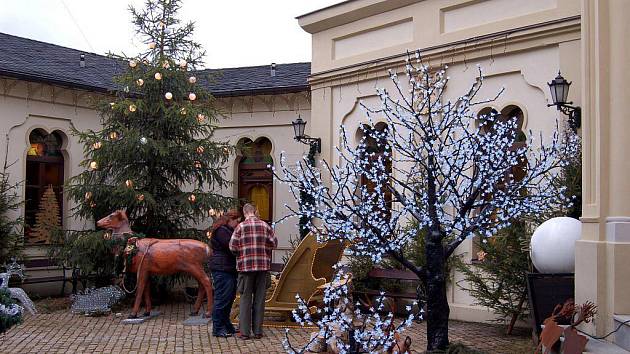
top-left (0, 300), bottom-right (533, 353)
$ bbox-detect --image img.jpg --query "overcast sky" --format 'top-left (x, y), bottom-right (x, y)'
top-left (0, 0), bottom-right (343, 68)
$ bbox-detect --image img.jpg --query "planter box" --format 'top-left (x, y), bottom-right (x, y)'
top-left (526, 273), bottom-right (574, 338)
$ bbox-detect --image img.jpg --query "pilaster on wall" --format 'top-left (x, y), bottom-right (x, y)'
top-left (310, 86), bottom-right (334, 164)
top-left (577, 0), bottom-right (630, 338)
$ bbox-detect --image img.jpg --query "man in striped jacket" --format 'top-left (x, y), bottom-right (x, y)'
top-left (229, 203), bottom-right (277, 339)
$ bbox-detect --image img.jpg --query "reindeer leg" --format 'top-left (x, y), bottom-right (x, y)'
top-left (129, 271), bottom-right (147, 319)
top-left (187, 266), bottom-right (213, 318)
top-left (143, 279), bottom-right (152, 317)
top-left (191, 285), bottom-right (205, 316)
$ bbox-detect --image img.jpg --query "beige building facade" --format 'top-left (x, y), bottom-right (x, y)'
top-left (576, 0), bottom-right (630, 344)
top-left (0, 36), bottom-right (310, 290)
top-left (2, 0), bottom-right (629, 346)
top-left (299, 0), bottom-right (581, 325)
top-left (299, 0), bottom-right (630, 346)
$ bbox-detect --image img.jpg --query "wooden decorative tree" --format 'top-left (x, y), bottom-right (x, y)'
top-left (30, 185), bottom-right (60, 244)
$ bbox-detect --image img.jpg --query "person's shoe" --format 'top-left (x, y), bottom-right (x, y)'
top-left (213, 331), bottom-right (232, 338)
top-left (253, 333), bottom-right (263, 339)
top-left (237, 334), bottom-right (250, 340)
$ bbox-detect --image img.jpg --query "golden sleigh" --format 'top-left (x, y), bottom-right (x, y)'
top-left (230, 232), bottom-right (346, 326)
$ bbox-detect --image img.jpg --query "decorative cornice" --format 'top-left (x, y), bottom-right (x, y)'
top-left (0, 76), bottom-right (99, 109)
top-left (309, 15), bottom-right (581, 88)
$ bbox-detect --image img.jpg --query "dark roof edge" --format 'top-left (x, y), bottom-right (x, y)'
top-left (201, 61), bottom-right (311, 72)
top-left (212, 85), bottom-right (310, 98)
top-left (0, 69), bottom-right (311, 97)
top-left (0, 69), bottom-right (111, 93)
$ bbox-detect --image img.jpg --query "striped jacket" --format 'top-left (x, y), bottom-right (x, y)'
top-left (229, 217), bottom-right (277, 272)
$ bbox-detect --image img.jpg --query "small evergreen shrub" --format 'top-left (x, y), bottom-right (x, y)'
top-left (0, 288), bottom-right (22, 334)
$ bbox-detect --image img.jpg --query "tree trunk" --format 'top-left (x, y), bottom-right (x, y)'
top-left (425, 232), bottom-right (450, 351)
top-left (507, 292), bottom-right (527, 335)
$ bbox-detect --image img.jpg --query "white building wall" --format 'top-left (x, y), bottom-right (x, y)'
top-left (300, 0), bottom-right (581, 324)
top-left (0, 76), bottom-right (311, 292)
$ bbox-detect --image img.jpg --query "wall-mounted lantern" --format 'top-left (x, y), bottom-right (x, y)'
top-left (548, 71), bottom-right (581, 132)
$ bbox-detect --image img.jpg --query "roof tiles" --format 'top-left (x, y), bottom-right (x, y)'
top-left (0, 32), bottom-right (310, 97)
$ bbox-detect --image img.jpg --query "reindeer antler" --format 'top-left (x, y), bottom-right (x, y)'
top-left (573, 301), bottom-right (597, 327)
top-left (551, 298), bottom-right (576, 324)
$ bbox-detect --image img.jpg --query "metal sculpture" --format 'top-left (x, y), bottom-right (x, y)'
top-left (0, 260), bottom-right (36, 315)
top-left (97, 210), bottom-right (213, 319)
top-left (535, 298), bottom-right (597, 354)
top-left (70, 285), bottom-right (125, 316)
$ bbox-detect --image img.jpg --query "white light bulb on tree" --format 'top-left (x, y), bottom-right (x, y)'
top-left (188, 92), bottom-right (196, 101)
top-left (154, 72), bottom-right (162, 80)
top-left (136, 78), bottom-right (144, 86)
top-left (165, 92), bottom-right (173, 100)
top-left (188, 76), bottom-right (196, 84)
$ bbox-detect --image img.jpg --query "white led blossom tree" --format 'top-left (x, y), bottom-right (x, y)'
top-left (275, 52), bottom-right (578, 351)
top-left (283, 269), bottom-right (415, 353)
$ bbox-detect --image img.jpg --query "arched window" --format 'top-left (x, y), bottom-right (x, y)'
top-left (237, 137), bottom-right (273, 223)
top-left (500, 105), bottom-right (527, 184)
top-left (472, 106), bottom-right (527, 260)
top-left (358, 122), bottom-right (392, 218)
top-left (25, 129), bottom-right (65, 243)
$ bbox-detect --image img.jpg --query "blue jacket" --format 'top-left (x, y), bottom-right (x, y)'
top-left (208, 225), bottom-right (237, 273)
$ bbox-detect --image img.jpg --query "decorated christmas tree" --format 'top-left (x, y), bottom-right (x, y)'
top-left (29, 185), bottom-right (60, 244)
top-left (67, 0), bottom-right (234, 237)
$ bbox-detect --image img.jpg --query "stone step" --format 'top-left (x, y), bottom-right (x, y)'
top-left (585, 337), bottom-right (629, 354)
top-left (613, 314), bottom-right (630, 351)
top-left (540, 323), bottom-right (630, 354)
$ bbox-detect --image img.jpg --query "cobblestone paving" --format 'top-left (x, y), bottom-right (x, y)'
top-left (0, 302), bottom-right (533, 353)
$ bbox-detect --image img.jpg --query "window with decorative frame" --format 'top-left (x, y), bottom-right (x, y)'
top-left (471, 105), bottom-right (527, 261)
top-left (25, 129), bottom-right (65, 243)
top-left (237, 137), bottom-right (273, 223)
top-left (358, 122), bottom-right (393, 219)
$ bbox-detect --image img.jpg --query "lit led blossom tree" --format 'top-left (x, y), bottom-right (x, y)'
top-left (283, 269), bottom-right (415, 353)
top-left (275, 52), bottom-right (578, 351)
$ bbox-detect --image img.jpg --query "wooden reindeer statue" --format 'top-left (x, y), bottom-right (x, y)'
top-left (97, 210), bottom-right (213, 319)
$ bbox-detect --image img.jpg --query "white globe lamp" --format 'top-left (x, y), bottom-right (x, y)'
top-left (530, 217), bottom-right (581, 273)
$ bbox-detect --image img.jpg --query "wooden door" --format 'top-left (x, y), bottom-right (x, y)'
top-left (238, 161), bottom-right (273, 223)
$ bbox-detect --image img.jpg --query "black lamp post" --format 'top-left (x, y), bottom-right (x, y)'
top-left (547, 71), bottom-right (581, 132)
top-left (291, 115), bottom-right (321, 239)
top-left (292, 116), bottom-right (321, 155)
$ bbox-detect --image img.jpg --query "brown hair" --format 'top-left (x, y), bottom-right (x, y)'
top-left (210, 209), bottom-right (241, 236)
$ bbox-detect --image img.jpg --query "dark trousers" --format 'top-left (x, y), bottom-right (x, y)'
top-left (237, 271), bottom-right (267, 337)
top-left (211, 270), bottom-right (237, 334)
